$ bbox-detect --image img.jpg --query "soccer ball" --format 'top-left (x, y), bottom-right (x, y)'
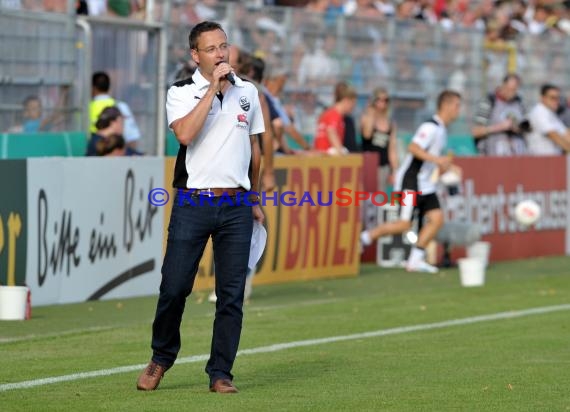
top-left (515, 200), bottom-right (541, 226)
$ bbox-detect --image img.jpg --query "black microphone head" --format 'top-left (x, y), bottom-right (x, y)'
top-left (226, 72), bottom-right (235, 85)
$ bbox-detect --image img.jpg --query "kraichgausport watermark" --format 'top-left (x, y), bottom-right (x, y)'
top-left (147, 188), bottom-right (422, 207)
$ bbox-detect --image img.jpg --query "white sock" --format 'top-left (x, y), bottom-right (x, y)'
top-left (360, 230), bottom-right (372, 246)
top-left (408, 247), bottom-right (425, 265)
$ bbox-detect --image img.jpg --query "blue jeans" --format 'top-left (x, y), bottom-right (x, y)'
top-left (151, 192), bottom-right (253, 384)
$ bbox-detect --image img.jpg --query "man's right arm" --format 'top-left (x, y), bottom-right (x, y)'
top-left (169, 87), bottom-right (217, 146)
top-left (545, 130), bottom-right (570, 153)
top-left (471, 97), bottom-right (512, 139)
top-left (258, 92), bottom-right (276, 191)
top-left (530, 106), bottom-right (570, 153)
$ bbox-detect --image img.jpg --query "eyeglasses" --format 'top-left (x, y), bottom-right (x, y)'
top-left (195, 43), bottom-right (230, 55)
top-left (545, 94), bottom-right (560, 101)
top-left (376, 97), bottom-right (390, 103)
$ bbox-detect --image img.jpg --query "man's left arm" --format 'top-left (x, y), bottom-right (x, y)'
top-left (250, 134), bottom-right (261, 196)
top-left (250, 134), bottom-right (264, 222)
top-left (249, 90), bottom-right (265, 223)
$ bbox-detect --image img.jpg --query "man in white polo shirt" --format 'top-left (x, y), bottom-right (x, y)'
top-left (526, 84), bottom-right (570, 155)
top-left (137, 21), bottom-right (265, 394)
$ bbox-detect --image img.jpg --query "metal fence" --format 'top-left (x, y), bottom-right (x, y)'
top-left (0, 9), bottom-right (79, 133)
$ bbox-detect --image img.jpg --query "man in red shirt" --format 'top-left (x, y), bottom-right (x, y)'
top-left (314, 82), bottom-right (358, 155)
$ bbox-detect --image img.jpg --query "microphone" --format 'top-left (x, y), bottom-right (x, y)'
top-left (215, 62), bottom-right (235, 85)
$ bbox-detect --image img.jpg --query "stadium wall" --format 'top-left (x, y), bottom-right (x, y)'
top-left (374, 155), bottom-right (570, 265)
top-left (0, 155), bottom-right (568, 306)
top-left (0, 155), bottom-right (363, 306)
top-left (445, 156), bottom-right (568, 261)
top-left (0, 158), bottom-right (165, 306)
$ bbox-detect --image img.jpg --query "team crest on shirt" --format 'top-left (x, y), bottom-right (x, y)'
top-left (237, 113), bottom-right (249, 129)
top-left (239, 96), bottom-right (250, 111)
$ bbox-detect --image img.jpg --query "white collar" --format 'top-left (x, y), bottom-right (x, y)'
top-left (192, 68), bottom-right (245, 90)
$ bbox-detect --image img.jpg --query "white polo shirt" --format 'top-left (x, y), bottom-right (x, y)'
top-left (394, 115), bottom-right (447, 195)
top-left (526, 102), bottom-right (566, 155)
top-left (166, 69), bottom-right (265, 190)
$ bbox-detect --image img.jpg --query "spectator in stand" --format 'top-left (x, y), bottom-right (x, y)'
top-left (376, 0), bottom-right (396, 17)
top-left (344, 109), bottom-right (359, 153)
top-left (76, 0), bottom-right (88, 14)
top-left (526, 84), bottom-right (570, 155)
top-left (90, 71), bottom-right (141, 150)
top-left (396, 0), bottom-right (418, 20)
top-left (296, 34), bottom-right (341, 90)
top-left (361, 87), bottom-right (399, 190)
top-left (231, 46), bottom-right (276, 191)
top-left (250, 15), bottom-right (285, 68)
top-left (263, 64), bottom-right (311, 154)
top-left (471, 73), bottom-right (528, 156)
top-left (313, 82), bottom-right (358, 156)
top-left (344, 0), bottom-right (384, 19)
top-left (7, 86), bottom-right (69, 133)
top-left (527, 4), bottom-right (551, 35)
top-left (285, 89), bottom-right (323, 148)
top-left (107, 0), bottom-right (132, 17)
top-left (304, 0), bottom-right (328, 14)
top-left (84, 0), bottom-right (107, 15)
top-left (42, 0), bottom-right (67, 13)
top-left (510, 0), bottom-right (530, 34)
top-left (95, 133), bottom-right (143, 156)
top-left (86, 106), bottom-right (143, 156)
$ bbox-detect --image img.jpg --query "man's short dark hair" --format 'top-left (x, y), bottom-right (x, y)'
top-left (334, 81), bottom-right (357, 102)
top-left (23, 95), bottom-right (40, 107)
top-left (95, 106), bottom-right (122, 130)
top-left (96, 133), bottom-right (125, 156)
top-left (251, 57), bottom-right (266, 83)
top-left (236, 49), bottom-right (253, 77)
top-left (188, 21), bottom-right (225, 50)
top-left (541, 83), bottom-right (559, 96)
top-left (92, 72), bottom-right (111, 93)
top-left (502, 73), bottom-right (521, 85)
top-left (437, 90), bottom-right (461, 110)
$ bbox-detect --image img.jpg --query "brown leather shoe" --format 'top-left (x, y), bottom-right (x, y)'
top-left (136, 361), bottom-right (168, 391)
top-left (209, 378), bottom-right (239, 394)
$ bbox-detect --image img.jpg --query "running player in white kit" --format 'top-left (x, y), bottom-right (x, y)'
top-left (360, 90), bottom-right (462, 273)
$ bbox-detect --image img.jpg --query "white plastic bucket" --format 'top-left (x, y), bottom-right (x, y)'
top-left (458, 258), bottom-right (485, 287)
top-left (467, 241), bottom-right (491, 268)
top-left (0, 286), bottom-right (28, 320)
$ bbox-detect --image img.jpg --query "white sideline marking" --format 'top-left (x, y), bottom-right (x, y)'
top-left (1, 303), bottom-right (569, 392)
top-left (0, 298), bottom-right (346, 345)
top-left (0, 325), bottom-right (119, 344)
top-left (0, 299), bottom-right (341, 345)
